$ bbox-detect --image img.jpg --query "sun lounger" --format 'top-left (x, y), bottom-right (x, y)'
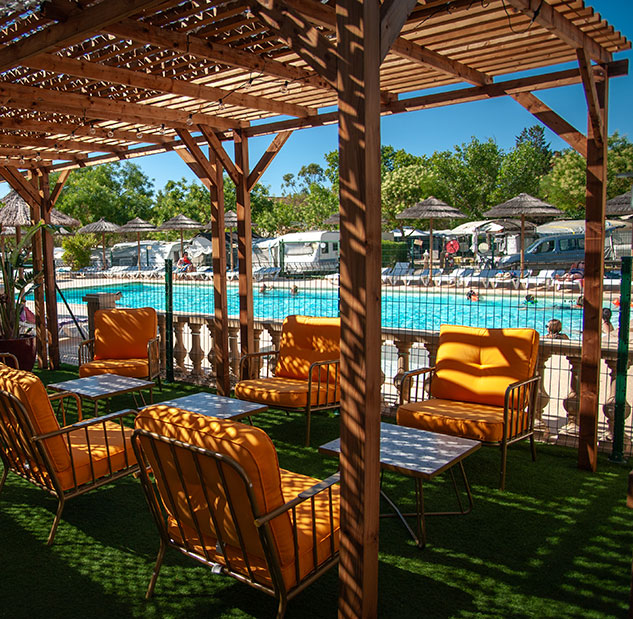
top-left (459, 269), bottom-right (500, 289)
top-left (519, 269), bottom-right (559, 290)
top-left (404, 269), bottom-right (431, 286)
top-left (382, 262), bottom-right (410, 285)
top-left (435, 267), bottom-right (473, 286)
top-left (253, 266), bottom-right (280, 281)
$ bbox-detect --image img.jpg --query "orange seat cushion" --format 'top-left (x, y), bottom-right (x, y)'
top-left (0, 364), bottom-right (71, 472)
top-left (94, 307), bottom-right (157, 360)
top-left (135, 406), bottom-right (339, 590)
top-left (274, 315), bottom-right (340, 382)
top-left (397, 398), bottom-right (524, 443)
top-left (58, 422), bottom-right (136, 490)
top-left (79, 358), bottom-right (150, 379)
top-left (234, 377), bottom-right (340, 409)
top-left (430, 325), bottom-right (539, 408)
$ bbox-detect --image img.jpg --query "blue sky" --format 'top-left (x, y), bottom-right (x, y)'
top-left (136, 2), bottom-right (633, 196)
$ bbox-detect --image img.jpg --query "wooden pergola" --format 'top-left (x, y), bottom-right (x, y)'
top-left (0, 1), bottom-right (628, 615)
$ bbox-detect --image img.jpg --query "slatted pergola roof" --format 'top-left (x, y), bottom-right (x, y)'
top-left (0, 0), bottom-right (628, 172)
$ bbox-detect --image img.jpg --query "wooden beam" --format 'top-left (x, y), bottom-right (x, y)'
top-left (38, 171), bottom-right (60, 369)
top-left (380, 0), bottom-right (419, 62)
top-left (201, 126), bottom-right (241, 187)
top-left (208, 151), bottom-right (231, 396)
top-left (0, 133), bottom-right (125, 154)
top-left (576, 47), bottom-right (605, 146)
top-left (286, 0), bottom-right (491, 85)
top-left (25, 53), bottom-right (314, 119)
top-left (233, 129), bottom-right (254, 360)
top-left (0, 146), bottom-right (87, 162)
top-left (511, 92), bottom-right (587, 157)
top-left (0, 81), bottom-right (244, 133)
top-left (175, 148), bottom-right (212, 191)
top-left (250, 0), bottom-right (338, 88)
top-left (49, 169), bottom-right (70, 206)
top-left (578, 69), bottom-right (608, 472)
top-left (247, 130), bottom-right (292, 190)
top-left (390, 38), bottom-right (491, 85)
top-left (0, 166), bottom-right (42, 206)
top-left (106, 19), bottom-right (331, 93)
top-left (175, 129), bottom-right (217, 186)
top-left (505, 0), bottom-right (612, 64)
top-left (336, 0), bottom-right (381, 616)
top-left (0, 117), bottom-right (173, 146)
top-left (0, 0), bottom-right (168, 73)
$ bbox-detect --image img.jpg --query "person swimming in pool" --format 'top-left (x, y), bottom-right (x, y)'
top-left (466, 289), bottom-right (479, 302)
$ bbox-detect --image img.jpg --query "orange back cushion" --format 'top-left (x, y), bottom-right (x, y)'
top-left (0, 364), bottom-right (70, 472)
top-left (275, 315), bottom-right (340, 382)
top-left (135, 406), bottom-right (297, 565)
top-left (94, 307), bottom-right (157, 360)
top-left (430, 325), bottom-right (539, 408)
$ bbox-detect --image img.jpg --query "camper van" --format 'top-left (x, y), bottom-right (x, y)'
top-left (275, 231), bottom-right (340, 273)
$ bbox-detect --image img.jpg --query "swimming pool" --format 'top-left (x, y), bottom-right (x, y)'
top-left (50, 281), bottom-right (591, 338)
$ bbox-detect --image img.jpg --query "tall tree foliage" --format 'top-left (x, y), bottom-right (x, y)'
top-left (56, 162), bottom-right (154, 225)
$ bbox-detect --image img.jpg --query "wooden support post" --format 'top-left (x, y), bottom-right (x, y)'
top-left (234, 128), bottom-right (254, 359)
top-left (578, 68), bottom-right (609, 471)
top-left (208, 150), bottom-right (230, 395)
top-left (336, 0), bottom-right (382, 616)
top-left (38, 171), bottom-right (60, 368)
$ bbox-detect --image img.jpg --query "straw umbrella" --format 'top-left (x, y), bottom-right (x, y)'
top-left (396, 197), bottom-right (465, 284)
top-left (118, 217), bottom-right (157, 269)
top-left (77, 218), bottom-right (121, 269)
top-left (483, 193), bottom-right (563, 276)
top-left (159, 213), bottom-right (202, 257)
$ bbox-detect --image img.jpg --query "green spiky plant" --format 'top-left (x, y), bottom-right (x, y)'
top-left (0, 222), bottom-right (46, 339)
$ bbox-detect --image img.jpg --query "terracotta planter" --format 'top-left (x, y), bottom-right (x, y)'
top-left (0, 335), bottom-right (37, 371)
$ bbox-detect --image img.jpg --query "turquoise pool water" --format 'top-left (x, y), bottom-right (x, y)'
top-left (49, 281), bottom-right (592, 338)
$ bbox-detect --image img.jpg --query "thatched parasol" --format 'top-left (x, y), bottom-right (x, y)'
top-left (606, 191), bottom-right (633, 250)
top-left (118, 217), bottom-right (157, 269)
top-left (323, 212), bottom-right (340, 226)
top-left (397, 197), bottom-right (465, 284)
top-left (483, 193), bottom-right (562, 276)
top-left (77, 218), bottom-right (121, 269)
top-left (159, 213), bottom-right (202, 257)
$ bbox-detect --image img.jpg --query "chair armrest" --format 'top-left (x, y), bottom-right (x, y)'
top-left (255, 472), bottom-right (341, 525)
top-left (0, 352), bottom-right (19, 369)
top-left (78, 338), bottom-right (95, 365)
top-left (503, 375), bottom-right (542, 433)
top-left (48, 390), bottom-right (84, 424)
top-left (239, 349), bottom-right (279, 380)
top-left (398, 367), bottom-right (435, 405)
top-left (306, 359), bottom-right (340, 405)
top-left (33, 408), bottom-right (137, 440)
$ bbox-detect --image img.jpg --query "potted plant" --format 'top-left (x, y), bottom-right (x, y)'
top-left (0, 223), bottom-right (46, 370)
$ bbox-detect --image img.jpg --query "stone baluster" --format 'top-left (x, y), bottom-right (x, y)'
top-left (188, 318), bottom-right (205, 378)
top-left (173, 318), bottom-right (187, 374)
top-left (601, 357), bottom-right (632, 441)
top-left (228, 324), bottom-right (240, 379)
top-left (533, 349), bottom-right (552, 434)
top-left (392, 339), bottom-right (413, 391)
top-left (560, 353), bottom-right (582, 436)
top-left (205, 318), bottom-right (215, 374)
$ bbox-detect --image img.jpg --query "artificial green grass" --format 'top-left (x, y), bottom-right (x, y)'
top-left (0, 365), bottom-right (631, 618)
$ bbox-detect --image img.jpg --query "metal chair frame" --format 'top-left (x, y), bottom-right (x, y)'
top-left (399, 366), bottom-right (541, 490)
top-left (0, 388), bottom-right (139, 544)
top-left (238, 350), bottom-right (340, 446)
top-left (132, 428), bottom-right (340, 618)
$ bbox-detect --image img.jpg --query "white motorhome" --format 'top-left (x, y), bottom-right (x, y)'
top-left (276, 231), bottom-right (340, 273)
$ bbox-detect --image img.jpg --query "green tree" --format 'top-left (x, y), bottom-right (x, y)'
top-left (515, 125), bottom-right (553, 176)
top-left (492, 141), bottom-right (548, 203)
top-left (541, 132), bottom-right (633, 216)
top-left (56, 162), bottom-right (154, 225)
top-left (153, 178), bottom-right (210, 224)
top-left (61, 234), bottom-right (97, 270)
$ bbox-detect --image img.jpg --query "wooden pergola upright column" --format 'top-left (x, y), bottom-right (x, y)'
top-left (578, 66), bottom-right (609, 471)
top-left (336, 0), bottom-right (382, 616)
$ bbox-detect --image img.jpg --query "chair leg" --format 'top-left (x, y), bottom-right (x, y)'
top-left (146, 540), bottom-right (166, 599)
top-left (47, 497), bottom-right (65, 545)
top-left (305, 409), bottom-right (311, 447)
top-left (276, 594), bottom-right (288, 619)
top-left (530, 434), bottom-right (537, 462)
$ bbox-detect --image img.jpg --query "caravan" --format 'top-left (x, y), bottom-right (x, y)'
top-left (276, 231), bottom-right (340, 274)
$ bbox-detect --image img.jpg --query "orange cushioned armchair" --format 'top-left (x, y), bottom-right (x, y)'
top-left (234, 315), bottom-right (340, 446)
top-left (132, 405), bottom-right (340, 618)
top-left (79, 307), bottom-right (160, 385)
top-left (397, 324), bottom-right (540, 490)
top-left (0, 363), bottom-right (138, 544)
